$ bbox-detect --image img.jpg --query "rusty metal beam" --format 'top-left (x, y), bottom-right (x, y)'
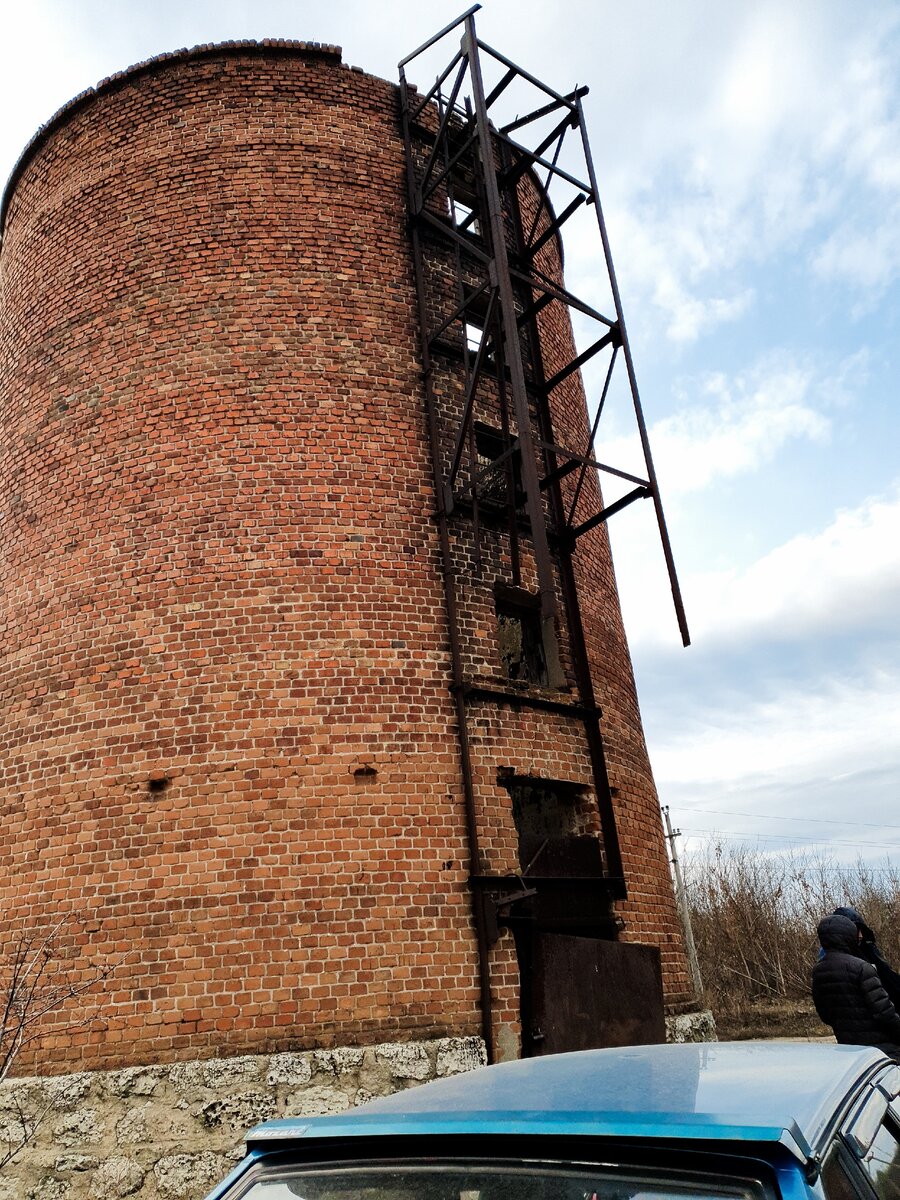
top-left (399, 5), bottom-right (481, 68)
top-left (408, 47), bottom-right (466, 121)
top-left (570, 486), bottom-right (653, 540)
top-left (398, 58), bottom-right (496, 1065)
top-left (463, 19), bottom-right (558, 626)
top-left (501, 87), bottom-right (589, 135)
top-left (522, 193), bottom-right (586, 259)
top-left (447, 290), bottom-right (500, 488)
top-left (541, 327), bottom-right (618, 395)
top-left (575, 93), bottom-right (690, 646)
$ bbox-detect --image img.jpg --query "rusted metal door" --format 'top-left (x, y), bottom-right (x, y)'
top-left (524, 933), bottom-right (665, 1056)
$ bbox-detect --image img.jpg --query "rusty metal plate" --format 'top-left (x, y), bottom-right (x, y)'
top-left (530, 934), bottom-right (665, 1055)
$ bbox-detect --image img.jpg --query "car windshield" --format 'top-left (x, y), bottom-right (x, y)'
top-left (231, 1163), bottom-right (765, 1200)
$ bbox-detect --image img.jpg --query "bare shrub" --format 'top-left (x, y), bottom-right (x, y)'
top-left (683, 841), bottom-right (900, 1025)
top-left (0, 916), bottom-right (111, 1171)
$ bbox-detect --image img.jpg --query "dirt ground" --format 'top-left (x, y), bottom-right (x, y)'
top-left (713, 999), bottom-right (833, 1041)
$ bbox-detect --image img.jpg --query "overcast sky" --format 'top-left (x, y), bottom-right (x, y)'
top-left (2, 0), bottom-right (899, 875)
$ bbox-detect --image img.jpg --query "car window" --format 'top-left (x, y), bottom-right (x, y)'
top-left (822, 1145), bottom-right (870, 1200)
top-left (858, 1119), bottom-right (900, 1200)
top-left (224, 1163), bottom-right (768, 1200)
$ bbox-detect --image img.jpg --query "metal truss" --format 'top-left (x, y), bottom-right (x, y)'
top-left (399, 7), bottom-right (688, 1060)
top-left (400, 6), bottom-right (689, 647)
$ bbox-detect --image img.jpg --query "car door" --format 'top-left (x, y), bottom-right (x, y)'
top-left (822, 1067), bottom-right (900, 1200)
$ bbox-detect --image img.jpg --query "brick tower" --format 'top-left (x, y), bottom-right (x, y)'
top-left (0, 27), bottom-right (702, 1088)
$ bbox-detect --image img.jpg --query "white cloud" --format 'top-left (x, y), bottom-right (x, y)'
top-left (587, 204), bottom-right (756, 344)
top-left (659, 285), bottom-right (755, 345)
top-left (660, 364), bottom-right (829, 492)
top-left (597, 345), bottom-right (877, 655)
top-left (652, 664), bottom-right (900, 792)
top-left (616, 480), bottom-right (900, 654)
top-left (814, 219), bottom-right (900, 293)
top-left (651, 659), bottom-right (900, 866)
top-left (600, 356), bottom-right (831, 496)
top-left (686, 483), bottom-right (900, 643)
top-left (586, 2), bottom-right (900, 337)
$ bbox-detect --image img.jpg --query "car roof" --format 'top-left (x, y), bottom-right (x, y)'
top-left (248, 1042), bottom-right (892, 1165)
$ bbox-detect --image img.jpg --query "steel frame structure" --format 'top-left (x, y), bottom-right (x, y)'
top-left (399, 7), bottom-right (688, 1060)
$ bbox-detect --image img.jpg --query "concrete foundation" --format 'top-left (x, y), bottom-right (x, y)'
top-left (0, 1036), bottom-right (487, 1200)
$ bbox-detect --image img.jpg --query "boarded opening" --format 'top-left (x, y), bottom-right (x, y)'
top-left (526, 934), bottom-right (665, 1055)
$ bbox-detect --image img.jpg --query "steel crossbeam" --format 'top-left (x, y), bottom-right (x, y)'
top-left (399, 7), bottom-right (690, 1062)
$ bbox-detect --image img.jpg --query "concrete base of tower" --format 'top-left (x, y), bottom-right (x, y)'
top-left (0, 1015), bottom-right (721, 1198)
top-left (666, 1009), bottom-right (718, 1043)
top-left (0, 1036), bottom-right (487, 1200)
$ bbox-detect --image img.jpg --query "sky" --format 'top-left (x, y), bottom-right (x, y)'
top-left (1, 0), bottom-right (899, 877)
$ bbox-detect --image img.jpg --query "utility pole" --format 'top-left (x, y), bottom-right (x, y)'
top-left (663, 805), bottom-right (704, 1001)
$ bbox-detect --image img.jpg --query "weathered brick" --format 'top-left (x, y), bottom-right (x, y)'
top-left (0, 40), bottom-right (691, 1075)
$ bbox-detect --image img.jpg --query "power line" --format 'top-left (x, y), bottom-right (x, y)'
top-left (682, 827), bottom-right (900, 852)
top-left (679, 831), bottom-right (900, 875)
top-left (681, 806), bottom-right (900, 832)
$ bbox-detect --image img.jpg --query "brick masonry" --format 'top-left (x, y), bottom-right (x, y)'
top-left (0, 40), bottom-right (701, 1079)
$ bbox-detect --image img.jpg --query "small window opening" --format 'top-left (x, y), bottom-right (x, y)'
top-left (476, 423), bottom-right (523, 507)
top-left (458, 278), bottom-right (495, 364)
top-left (452, 198), bottom-right (481, 236)
top-left (495, 587), bottom-right (548, 686)
top-left (501, 774), bottom-right (601, 878)
top-left (510, 778), bottom-right (581, 841)
top-left (449, 178), bottom-right (482, 237)
top-left (475, 423), bottom-right (505, 468)
top-left (464, 320), bottom-right (484, 354)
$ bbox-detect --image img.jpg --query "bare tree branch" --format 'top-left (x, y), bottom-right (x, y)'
top-left (0, 914), bottom-right (113, 1172)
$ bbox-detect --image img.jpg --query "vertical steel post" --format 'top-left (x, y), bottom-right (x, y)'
top-left (462, 18), bottom-right (559, 637)
top-left (575, 96), bottom-right (690, 648)
top-left (663, 805), bottom-right (704, 1000)
top-left (399, 64), bottom-right (496, 1063)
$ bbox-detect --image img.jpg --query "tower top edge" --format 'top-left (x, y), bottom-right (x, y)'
top-left (0, 38), bottom-right (347, 240)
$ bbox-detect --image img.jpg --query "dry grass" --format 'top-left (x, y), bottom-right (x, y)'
top-left (683, 843), bottom-right (900, 1038)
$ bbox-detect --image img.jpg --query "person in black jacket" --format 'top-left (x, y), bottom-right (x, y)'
top-left (832, 905), bottom-right (900, 1009)
top-left (812, 913), bottom-right (900, 1055)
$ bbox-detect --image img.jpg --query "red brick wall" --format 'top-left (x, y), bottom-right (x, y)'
top-left (0, 42), bottom-right (690, 1074)
top-left (0, 45), bottom-right (480, 1072)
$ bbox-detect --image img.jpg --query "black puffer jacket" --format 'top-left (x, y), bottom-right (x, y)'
top-left (833, 906), bottom-right (900, 1008)
top-left (812, 914), bottom-right (900, 1053)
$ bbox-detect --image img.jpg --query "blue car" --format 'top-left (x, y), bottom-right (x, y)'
top-left (204, 1042), bottom-right (900, 1200)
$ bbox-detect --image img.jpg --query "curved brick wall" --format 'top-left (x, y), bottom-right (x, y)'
top-left (0, 44), bottom-right (477, 1071)
top-left (0, 41), bottom-right (691, 1074)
